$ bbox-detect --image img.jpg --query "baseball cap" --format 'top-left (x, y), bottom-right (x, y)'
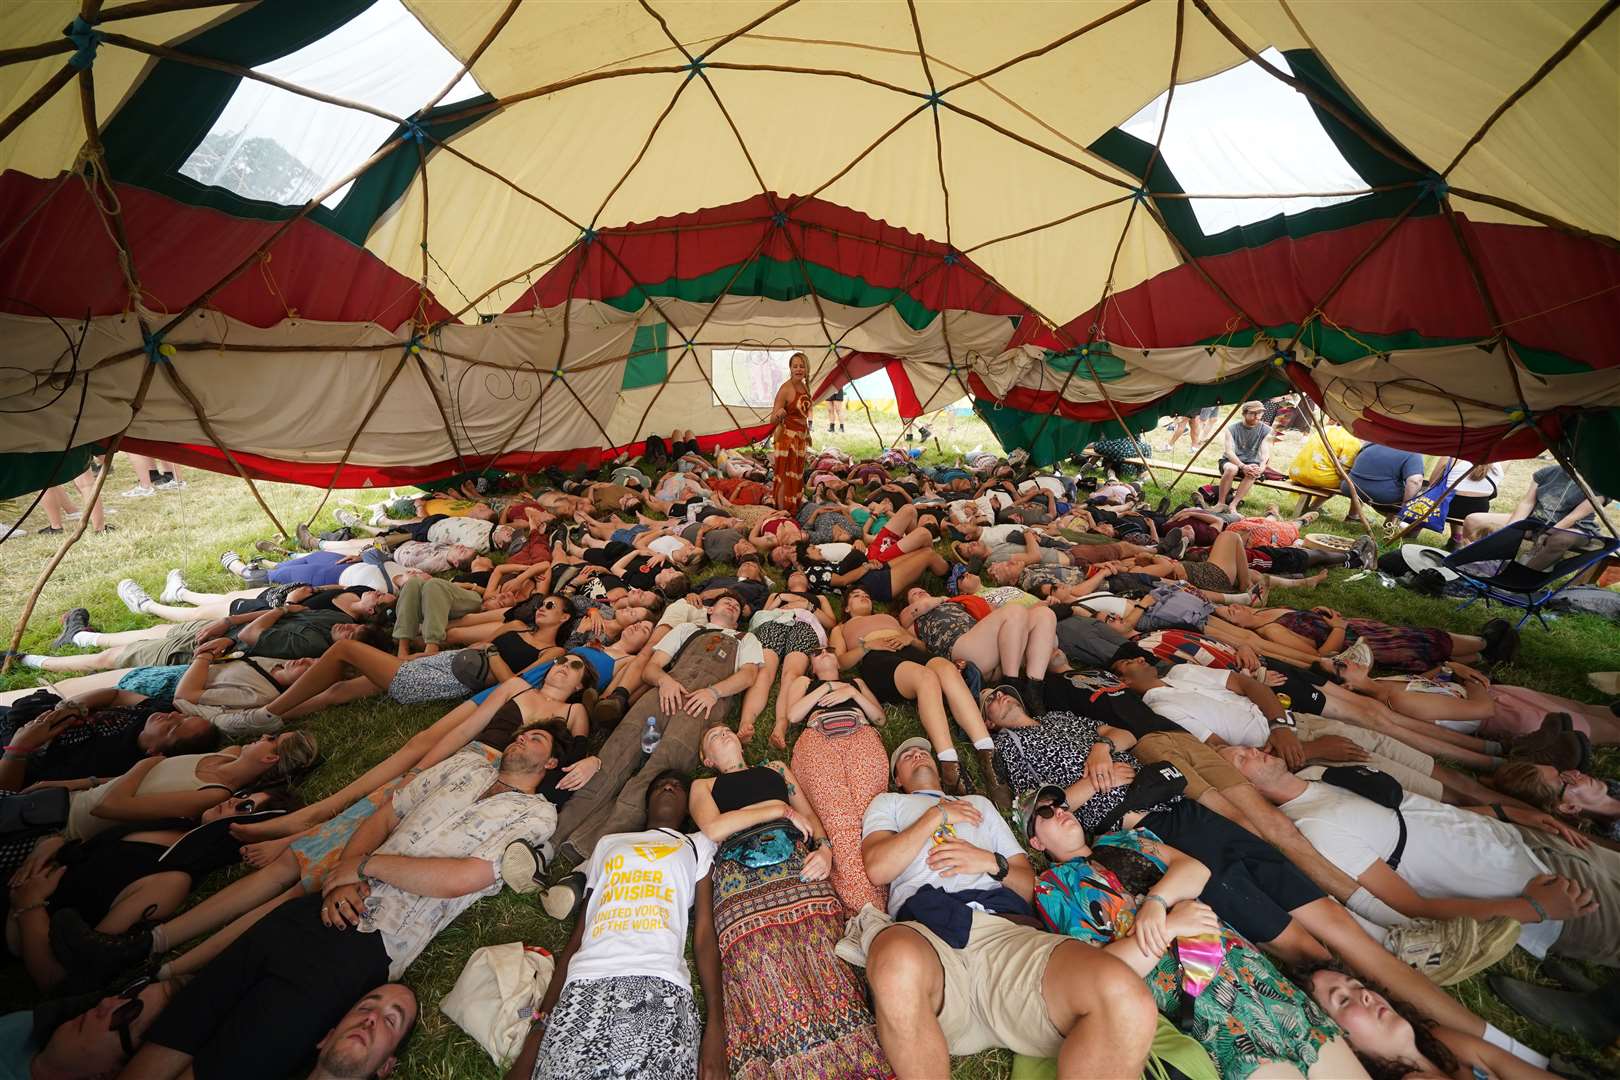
top-left (1109, 642), bottom-right (1155, 668)
top-left (977, 680), bottom-right (1023, 714)
top-left (1015, 785), bottom-right (1068, 842)
top-left (888, 736), bottom-right (933, 782)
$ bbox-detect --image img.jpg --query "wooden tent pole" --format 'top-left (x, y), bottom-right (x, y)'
top-left (159, 362), bottom-right (289, 536)
top-left (1300, 387), bottom-right (1383, 540)
top-left (99, 0), bottom-right (259, 23)
top-left (0, 40), bottom-right (74, 71)
top-left (2, 363), bottom-right (157, 675)
top-left (0, 63), bottom-right (76, 146)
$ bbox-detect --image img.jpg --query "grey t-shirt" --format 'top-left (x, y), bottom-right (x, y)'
top-left (1531, 464), bottom-right (1603, 533)
top-left (700, 527), bottom-right (744, 563)
top-left (1227, 420), bottom-right (1272, 464)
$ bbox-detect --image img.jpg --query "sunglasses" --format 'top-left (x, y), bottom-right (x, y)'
top-left (110, 977), bottom-right (152, 1057)
top-left (232, 798), bottom-right (259, 815)
top-left (541, 598), bottom-right (564, 610)
top-left (1030, 799), bottom-right (1070, 824)
top-left (557, 656), bottom-right (587, 671)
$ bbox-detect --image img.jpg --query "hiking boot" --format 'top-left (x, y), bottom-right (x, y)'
top-left (540, 871), bottom-right (587, 920)
top-left (52, 608), bottom-right (93, 650)
top-left (1383, 915), bottom-right (1520, 986)
top-left (974, 749), bottom-right (1013, 812)
top-left (938, 759), bottom-right (970, 798)
top-left (48, 909), bottom-right (154, 986)
top-left (1487, 973), bottom-right (1620, 1046)
top-left (159, 569), bottom-right (187, 606)
top-left (590, 687), bottom-right (629, 730)
top-left (295, 523), bottom-right (318, 552)
top-left (1481, 618), bottom-right (1520, 665)
top-left (500, 840), bottom-right (548, 896)
top-left (1157, 526), bottom-right (1191, 560)
top-left (1540, 956), bottom-right (1602, 993)
top-left (116, 579), bottom-right (154, 616)
top-left (1351, 535), bottom-right (1378, 570)
top-left (1508, 714), bottom-right (1593, 772)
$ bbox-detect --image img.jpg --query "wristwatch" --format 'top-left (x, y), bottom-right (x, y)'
top-left (989, 851), bottom-right (1011, 881)
top-left (1270, 710), bottom-right (1297, 730)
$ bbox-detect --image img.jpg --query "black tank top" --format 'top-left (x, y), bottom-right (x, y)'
top-left (710, 765), bottom-right (788, 812)
top-left (492, 630), bottom-right (541, 673)
top-left (301, 586), bottom-right (370, 611)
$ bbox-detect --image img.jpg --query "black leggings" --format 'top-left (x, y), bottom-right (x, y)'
top-left (143, 893), bottom-right (390, 1080)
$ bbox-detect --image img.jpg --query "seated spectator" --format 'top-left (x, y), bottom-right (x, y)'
top-left (1460, 460), bottom-right (1610, 550)
top-left (1427, 459), bottom-right (1503, 547)
top-left (855, 740), bottom-right (1158, 1076)
top-left (1342, 442), bottom-right (1427, 507)
top-left (1212, 401), bottom-right (1272, 513)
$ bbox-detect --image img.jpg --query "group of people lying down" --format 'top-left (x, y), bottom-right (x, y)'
top-left (2, 434), bottom-right (1617, 1080)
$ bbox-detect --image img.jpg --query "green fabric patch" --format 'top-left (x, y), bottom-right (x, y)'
top-left (0, 445), bottom-right (98, 502)
top-left (622, 323), bottom-right (669, 389)
top-left (1045, 344), bottom-right (1128, 382)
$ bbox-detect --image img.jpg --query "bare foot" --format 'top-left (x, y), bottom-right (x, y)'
top-left (737, 722), bottom-right (755, 741)
top-left (769, 726), bottom-right (788, 750)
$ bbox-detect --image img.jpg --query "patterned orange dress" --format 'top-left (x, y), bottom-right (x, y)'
top-left (772, 378), bottom-right (811, 512)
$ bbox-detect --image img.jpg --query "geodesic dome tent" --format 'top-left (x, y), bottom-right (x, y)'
top-left (1, 0), bottom-right (1617, 500)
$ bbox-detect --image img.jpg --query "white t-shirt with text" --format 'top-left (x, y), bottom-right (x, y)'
top-left (861, 791), bottom-right (1026, 916)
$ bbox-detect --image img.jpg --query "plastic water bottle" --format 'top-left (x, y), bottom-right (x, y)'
top-left (640, 716), bottom-right (661, 756)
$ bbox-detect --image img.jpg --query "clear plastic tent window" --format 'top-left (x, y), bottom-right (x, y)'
top-left (1120, 49), bottom-right (1367, 236)
top-left (178, 0), bottom-right (482, 209)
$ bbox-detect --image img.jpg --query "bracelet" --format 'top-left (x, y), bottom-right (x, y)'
top-left (357, 854), bottom-right (374, 883)
top-left (1490, 803), bottom-right (1510, 823)
top-left (9, 902), bottom-right (46, 918)
top-left (1143, 893), bottom-right (1169, 911)
top-left (1095, 735), bottom-right (1117, 751)
top-left (1, 745), bottom-right (34, 756)
top-left (1521, 893), bottom-right (1548, 923)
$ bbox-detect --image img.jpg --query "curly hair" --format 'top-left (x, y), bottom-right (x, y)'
top-left (1293, 960), bottom-right (1458, 1080)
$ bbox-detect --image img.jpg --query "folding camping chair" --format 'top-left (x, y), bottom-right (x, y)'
top-left (1442, 519), bottom-right (1620, 628)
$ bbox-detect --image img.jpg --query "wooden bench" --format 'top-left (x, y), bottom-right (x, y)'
top-left (1115, 457), bottom-right (1345, 515)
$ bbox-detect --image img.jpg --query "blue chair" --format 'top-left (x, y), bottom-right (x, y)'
top-left (1442, 519), bottom-right (1620, 629)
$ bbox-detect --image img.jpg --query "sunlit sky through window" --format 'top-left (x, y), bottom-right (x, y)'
top-left (180, 0), bottom-right (482, 208)
top-left (1119, 49), bottom-right (1366, 235)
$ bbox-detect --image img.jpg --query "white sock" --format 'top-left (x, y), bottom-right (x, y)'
top-left (1347, 886), bottom-right (1409, 928)
top-left (21, 655), bottom-right (47, 668)
top-left (972, 738), bottom-right (995, 751)
top-left (150, 925), bottom-right (168, 954)
top-left (71, 631), bottom-right (100, 647)
top-left (156, 961), bottom-right (173, 982)
top-left (1483, 1024), bottom-right (1549, 1068)
top-left (937, 748), bottom-right (958, 763)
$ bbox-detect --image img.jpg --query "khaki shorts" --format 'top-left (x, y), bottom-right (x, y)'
top-left (116, 620), bottom-right (208, 668)
top-left (1296, 716), bottom-right (1442, 801)
top-left (885, 911), bottom-right (1066, 1057)
top-left (1519, 829), bottom-right (1620, 968)
top-left (1135, 731), bottom-right (1244, 801)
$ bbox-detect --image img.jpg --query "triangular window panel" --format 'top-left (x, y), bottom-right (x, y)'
top-left (1120, 49), bottom-right (1366, 236)
top-left (179, 0), bottom-right (482, 209)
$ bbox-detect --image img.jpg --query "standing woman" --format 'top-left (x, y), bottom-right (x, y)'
top-left (780, 647), bottom-right (889, 914)
top-left (689, 725), bottom-right (890, 1079)
top-left (768, 352), bottom-right (813, 514)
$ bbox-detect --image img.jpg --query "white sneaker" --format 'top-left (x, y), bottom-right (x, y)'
top-left (156, 478), bottom-right (186, 490)
top-left (1, 523), bottom-right (26, 540)
top-left (334, 508), bottom-right (361, 528)
top-left (119, 486), bottom-right (155, 498)
top-left (116, 579), bottom-right (154, 615)
top-left (159, 569), bottom-right (187, 605)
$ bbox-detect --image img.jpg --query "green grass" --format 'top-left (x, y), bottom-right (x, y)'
top-left (2, 423), bottom-right (1618, 1077)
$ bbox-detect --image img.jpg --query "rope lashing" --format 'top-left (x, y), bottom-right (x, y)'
top-left (142, 330), bottom-right (174, 365)
top-left (65, 17), bottom-right (104, 70)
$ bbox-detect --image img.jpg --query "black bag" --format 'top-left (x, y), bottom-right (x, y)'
top-left (1094, 761), bottom-right (1188, 834)
top-left (450, 647), bottom-right (495, 691)
top-left (0, 787), bottom-right (71, 841)
top-left (1320, 765), bottom-right (1409, 868)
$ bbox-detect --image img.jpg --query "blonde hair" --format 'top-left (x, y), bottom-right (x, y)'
top-left (264, 730), bottom-right (319, 784)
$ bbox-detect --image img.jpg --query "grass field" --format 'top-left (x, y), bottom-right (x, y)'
top-left (2, 412), bottom-right (1618, 1078)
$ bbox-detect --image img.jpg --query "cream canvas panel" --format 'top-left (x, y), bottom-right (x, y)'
top-left (974, 341), bottom-right (1275, 403)
top-left (0, 3), bottom-right (228, 180)
top-left (1311, 344), bottom-right (1620, 431)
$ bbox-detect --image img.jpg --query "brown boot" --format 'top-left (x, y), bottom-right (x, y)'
top-left (590, 687), bottom-right (629, 731)
top-left (939, 759), bottom-right (969, 797)
top-left (975, 748), bottom-right (1013, 812)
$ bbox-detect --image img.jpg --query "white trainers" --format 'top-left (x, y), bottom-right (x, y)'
top-left (119, 486), bottom-right (155, 498)
top-left (116, 579), bottom-right (154, 615)
top-left (1385, 915), bottom-right (1520, 986)
top-left (334, 508), bottom-right (362, 528)
top-left (159, 569), bottom-right (187, 605)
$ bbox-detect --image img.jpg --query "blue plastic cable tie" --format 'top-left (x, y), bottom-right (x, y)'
top-left (142, 330), bottom-right (173, 366)
top-left (1268, 348), bottom-right (1293, 367)
top-left (685, 55), bottom-right (708, 81)
top-left (771, 210), bottom-right (789, 228)
top-left (402, 119), bottom-right (428, 142)
top-left (1132, 187), bottom-right (1151, 204)
top-left (942, 250), bottom-right (959, 266)
top-left (66, 17), bottom-right (103, 70)
top-left (1420, 173), bottom-right (1450, 202)
top-left (924, 90), bottom-right (944, 109)
top-left (407, 335), bottom-right (425, 355)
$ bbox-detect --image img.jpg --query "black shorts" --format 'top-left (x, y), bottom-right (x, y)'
top-left (144, 894), bottom-right (390, 1080)
top-left (1448, 494), bottom-right (1494, 519)
top-left (858, 645), bottom-right (932, 704)
top-left (1137, 800), bottom-right (1322, 945)
top-left (857, 566), bottom-right (893, 603)
top-left (1256, 545), bottom-right (1312, 575)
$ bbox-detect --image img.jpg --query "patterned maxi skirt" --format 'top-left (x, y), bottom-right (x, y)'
top-left (713, 848), bottom-right (891, 1079)
top-left (533, 975), bottom-right (701, 1080)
